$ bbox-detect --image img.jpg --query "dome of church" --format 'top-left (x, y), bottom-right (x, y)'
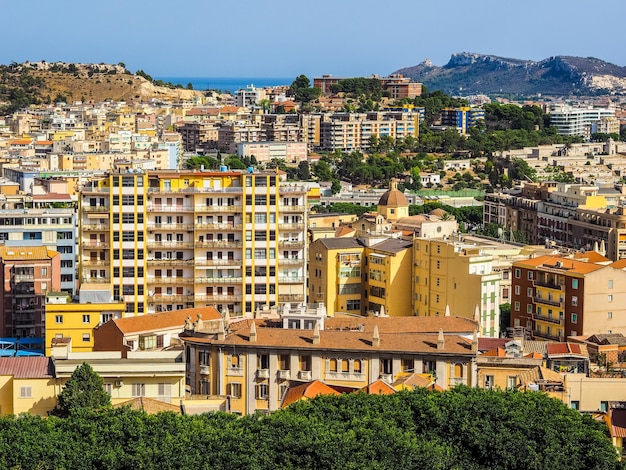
top-left (378, 188), bottom-right (408, 207)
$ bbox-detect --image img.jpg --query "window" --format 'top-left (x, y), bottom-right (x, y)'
top-left (609, 280), bottom-right (614, 289)
top-left (514, 268), bottom-right (521, 279)
top-left (608, 312), bottom-right (613, 319)
top-left (507, 376), bottom-right (517, 390)
top-left (570, 401), bottom-right (579, 410)
top-left (514, 285), bottom-right (520, 295)
top-left (527, 271), bottom-right (533, 280)
top-left (353, 359), bottom-right (362, 374)
top-left (19, 386), bottom-right (32, 398)
top-left (572, 279), bottom-right (578, 289)
top-left (158, 383), bottom-right (172, 400)
top-left (231, 354), bottom-right (241, 368)
top-left (608, 294), bottom-right (613, 302)
top-left (527, 287), bottom-right (533, 297)
top-left (346, 299), bottom-right (360, 310)
top-left (82, 333), bottom-right (90, 342)
top-left (256, 383), bottom-right (269, 399)
top-left (227, 383), bottom-right (242, 398)
top-left (572, 296), bottom-right (578, 307)
top-left (82, 315), bottom-right (90, 323)
top-left (55, 315), bottom-right (63, 324)
top-left (527, 304), bottom-right (533, 313)
top-left (514, 301), bottom-right (520, 311)
top-left (132, 383), bottom-right (146, 397)
top-left (571, 313), bottom-right (577, 323)
top-left (258, 353), bottom-right (270, 370)
top-left (484, 375), bottom-right (494, 390)
top-left (329, 358), bottom-right (338, 372)
top-left (601, 401), bottom-right (609, 412)
top-left (103, 383), bottom-right (112, 395)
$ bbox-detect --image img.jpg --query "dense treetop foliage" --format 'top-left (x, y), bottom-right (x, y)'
top-left (0, 387), bottom-right (619, 469)
top-left (51, 362), bottom-right (111, 418)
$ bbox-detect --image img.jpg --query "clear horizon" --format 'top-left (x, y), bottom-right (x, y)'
top-left (1, 0), bottom-right (624, 78)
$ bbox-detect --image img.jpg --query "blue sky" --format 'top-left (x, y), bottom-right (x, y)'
top-left (1, 0), bottom-right (624, 79)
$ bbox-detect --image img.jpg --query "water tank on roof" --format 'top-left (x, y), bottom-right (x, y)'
top-left (220, 165), bottom-right (228, 172)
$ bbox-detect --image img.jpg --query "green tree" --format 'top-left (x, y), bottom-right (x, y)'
top-left (288, 75), bottom-right (321, 103)
top-left (296, 160), bottom-right (310, 180)
top-left (51, 363), bottom-right (111, 417)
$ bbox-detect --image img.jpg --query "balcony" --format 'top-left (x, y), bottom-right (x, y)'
top-left (449, 377), bottom-right (466, 387)
top-left (82, 259), bottom-right (109, 266)
top-left (147, 276), bottom-right (194, 284)
top-left (194, 277), bottom-right (243, 284)
top-left (195, 294), bottom-right (242, 302)
top-left (278, 240), bottom-right (305, 248)
top-left (227, 367), bottom-right (244, 377)
top-left (278, 258), bottom-right (305, 266)
top-left (199, 365), bottom-right (210, 375)
top-left (146, 241), bottom-right (194, 249)
top-left (147, 223), bottom-right (195, 231)
top-left (278, 277), bottom-right (305, 284)
top-left (534, 296), bottom-right (563, 307)
top-left (277, 370), bottom-right (291, 380)
top-left (297, 370), bottom-right (312, 381)
top-left (278, 294), bottom-right (305, 303)
top-left (195, 240), bottom-right (242, 248)
top-left (146, 204), bottom-right (194, 212)
top-left (80, 277), bottom-right (111, 284)
top-left (82, 205), bottom-right (109, 213)
top-left (84, 241), bottom-right (109, 249)
top-left (83, 224), bottom-right (109, 231)
top-left (279, 205), bottom-right (306, 213)
top-left (534, 330), bottom-right (563, 342)
top-left (533, 313), bottom-right (564, 325)
top-left (12, 274), bottom-right (34, 282)
top-left (534, 279), bottom-right (563, 290)
top-left (279, 223), bottom-right (305, 230)
top-left (195, 205), bottom-right (243, 213)
top-left (148, 294), bottom-right (195, 303)
top-left (195, 259), bottom-right (241, 267)
top-left (257, 369), bottom-right (270, 379)
top-left (147, 259), bottom-right (194, 266)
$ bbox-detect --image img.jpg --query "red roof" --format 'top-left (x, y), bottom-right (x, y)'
top-left (281, 380), bottom-right (340, 408)
top-left (0, 357), bottom-right (52, 378)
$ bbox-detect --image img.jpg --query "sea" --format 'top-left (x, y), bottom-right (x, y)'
top-left (154, 77), bottom-right (293, 94)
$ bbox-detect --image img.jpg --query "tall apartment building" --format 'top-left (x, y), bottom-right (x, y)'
top-left (0, 246), bottom-right (61, 338)
top-left (440, 107), bottom-right (485, 135)
top-left (319, 111), bottom-right (419, 151)
top-left (413, 238), bottom-right (501, 337)
top-left (510, 255), bottom-right (626, 341)
top-left (78, 169), bottom-right (307, 317)
top-left (549, 105), bottom-right (616, 139)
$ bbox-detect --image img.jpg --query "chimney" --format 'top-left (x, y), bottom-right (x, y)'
top-left (471, 330), bottom-right (478, 353)
top-left (444, 304), bottom-right (450, 317)
top-left (437, 328), bottom-right (445, 350)
top-left (372, 325), bottom-right (380, 348)
top-left (249, 321), bottom-right (257, 343)
top-left (217, 319), bottom-right (226, 341)
top-left (473, 304), bottom-right (480, 324)
top-left (312, 322), bottom-right (320, 345)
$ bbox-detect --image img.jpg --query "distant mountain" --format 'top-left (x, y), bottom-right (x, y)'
top-left (393, 53), bottom-right (626, 96)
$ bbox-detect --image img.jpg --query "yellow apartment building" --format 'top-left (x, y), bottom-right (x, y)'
top-left (309, 238), bottom-right (364, 316)
top-left (365, 238), bottom-right (413, 316)
top-left (0, 357), bottom-right (57, 416)
top-left (181, 309), bottom-right (479, 415)
top-left (414, 238), bottom-right (501, 337)
top-left (44, 293), bottom-right (126, 356)
top-left (79, 169), bottom-right (307, 317)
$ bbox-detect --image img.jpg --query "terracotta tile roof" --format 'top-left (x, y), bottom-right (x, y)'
top-left (513, 255), bottom-right (605, 275)
top-left (610, 408), bottom-right (626, 438)
top-left (0, 357), bottom-right (52, 378)
top-left (113, 306), bottom-right (221, 334)
top-left (610, 259), bottom-right (626, 270)
top-left (361, 379), bottom-right (396, 395)
top-left (482, 347), bottom-right (506, 357)
top-left (478, 338), bottom-right (508, 352)
top-left (114, 397), bottom-right (181, 414)
top-left (192, 325), bottom-right (474, 356)
top-left (322, 316), bottom-right (478, 335)
top-left (392, 373), bottom-right (441, 391)
top-left (0, 246), bottom-right (58, 261)
top-left (335, 225), bottom-right (356, 237)
top-left (281, 380), bottom-right (340, 408)
top-left (547, 342), bottom-right (587, 357)
top-left (9, 139), bottom-right (32, 145)
top-left (572, 251), bottom-right (611, 263)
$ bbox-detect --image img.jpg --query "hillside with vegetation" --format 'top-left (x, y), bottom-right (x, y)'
top-left (394, 53), bottom-right (626, 96)
top-left (0, 387), bottom-right (620, 469)
top-left (0, 61), bottom-right (205, 114)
